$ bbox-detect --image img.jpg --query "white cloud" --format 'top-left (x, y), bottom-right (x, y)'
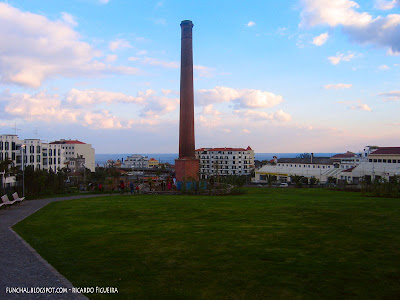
top-left (194, 65), bottom-right (215, 77)
top-left (202, 104), bottom-right (221, 116)
top-left (300, 0), bottom-right (372, 27)
top-left (141, 57), bottom-right (179, 68)
top-left (273, 109), bottom-right (292, 122)
top-left (378, 90), bottom-right (400, 100)
top-left (242, 129), bottom-right (251, 134)
top-left (66, 88), bottom-right (144, 105)
top-left (109, 39), bottom-right (132, 51)
top-left (106, 54), bottom-right (118, 62)
top-left (161, 89), bottom-right (178, 96)
top-left (300, 0), bottom-right (400, 53)
top-left (0, 88), bottom-right (179, 129)
top-left (312, 32), bottom-right (329, 46)
top-left (0, 90), bottom-right (123, 129)
top-left (247, 21), bottom-right (256, 27)
top-left (0, 3), bottom-right (138, 88)
top-left (388, 48), bottom-right (400, 55)
top-left (328, 52), bottom-right (355, 65)
top-left (196, 86), bottom-right (284, 109)
top-left (128, 56), bottom-right (179, 68)
top-left (350, 103), bottom-right (372, 111)
top-left (324, 83), bottom-right (352, 89)
top-left (99, 0), bottom-right (110, 4)
top-left (61, 12), bottom-right (77, 27)
top-left (375, 0), bottom-right (399, 10)
top-left (379, 64), bottom-right (390, 70)
top-left (233, 109), bottom-right (292, 123)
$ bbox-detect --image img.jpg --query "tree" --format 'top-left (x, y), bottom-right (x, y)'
top-left (297, 153), bottom-right (311, 159)
top-left (266, 174), bottom-right (277, 188)
top-left (309, 176), bottom-right (318, 187)
top-left (290, 175), bottom-right (305, 188)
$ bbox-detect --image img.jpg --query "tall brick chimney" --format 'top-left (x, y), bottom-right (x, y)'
top-left (175, 20), bottom-right (199, 181)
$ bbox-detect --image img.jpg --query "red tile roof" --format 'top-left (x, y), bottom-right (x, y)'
top-left (50, 140), bottom-right (86, 145)
top-left (196, 147), bottom-right (252, 152)
top-left (370, 147), bottom-right (400, 155)
top-left (331, 152), bottom-right (355, 159)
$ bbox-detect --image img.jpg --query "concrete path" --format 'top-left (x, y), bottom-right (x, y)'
top-left (0, 195), bottom-right (105, 299)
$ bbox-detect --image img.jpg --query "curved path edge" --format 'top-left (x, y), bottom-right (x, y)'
top-left (0, 194), bottom-right (108, 299)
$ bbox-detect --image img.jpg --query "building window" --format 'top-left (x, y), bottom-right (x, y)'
top-left (0, 141), bottom-right (2, 150)
top-left (388, 159), bottom-right (392, 163)
top-left (0, 153), bottom-right (3, 160)
top-left (30, 145), bottom-right (34, 153)
top-left (30, 155), bottom-right (34, 163)
top-left (12, 142), bottom-right (16, 150)
top-left (378, 159), bottom-right (382, 163)
top-left (49, 149), bottom-right (52, 156)
top-left (37, 155), bottom-right (41, 162)
top-left (373, 159), bottom-right (377, 163)
top-left (369, 159), bottom-right (372, 162)
top-left (5, 142), bottom-right (9, 150)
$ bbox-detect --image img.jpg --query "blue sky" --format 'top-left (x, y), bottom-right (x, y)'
top-left (0, 0), bottom-right (400, 153)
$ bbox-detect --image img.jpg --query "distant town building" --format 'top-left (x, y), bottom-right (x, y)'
top-left (255, 146), bottom-right (400, 184)
top-left (0, 135), bottom-right (95, 173)
top-left (195, 146), bottom-right (255, 179)
top-left (125, 154), bottom-right (149, 169)
top-left (50, 139), bottom-right (95, 172)
top-left (255, 154), bottom-right (336, 183)
top-left (148, 158), bottom-right (159, 168)
top-left (342, 147), bottom-right (400, 184)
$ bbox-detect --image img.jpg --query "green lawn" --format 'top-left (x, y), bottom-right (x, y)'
top-left (13, 188), bottom-right (400, 299)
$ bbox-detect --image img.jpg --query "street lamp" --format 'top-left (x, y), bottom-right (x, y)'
top-left (21, 144), bottom-right (26, 197)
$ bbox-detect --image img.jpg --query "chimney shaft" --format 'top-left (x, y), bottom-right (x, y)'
top-left (179, 20), bottom-right (195, 159)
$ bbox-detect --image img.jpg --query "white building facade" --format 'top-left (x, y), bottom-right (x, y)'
top-left (0, 135), bottom-right (95, 173)
top-left (124, 155), bottom-right (149, 169)
top-left (341, 147), bottom-right (400, 183)
top-left (50, 139), bottom-right (95, 172)
top-left (195, 146), bottom-right (255, 179)
top-left (255, 156), bottom-right (336, 184)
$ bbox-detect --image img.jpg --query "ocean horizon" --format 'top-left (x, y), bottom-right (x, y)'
top-left (96, 153), bottom-right (339, 166)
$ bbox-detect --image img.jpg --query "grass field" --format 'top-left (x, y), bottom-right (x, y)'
top-left (13, 188), bottom-right (400, 299)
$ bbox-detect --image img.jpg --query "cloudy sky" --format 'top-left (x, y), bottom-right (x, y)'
top-left (1, 0), bottom-right (400, 153)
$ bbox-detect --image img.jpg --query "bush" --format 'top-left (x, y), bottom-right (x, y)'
top-left (230, 187), bottom-right (247, 195)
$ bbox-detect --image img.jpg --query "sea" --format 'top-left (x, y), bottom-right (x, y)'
top-left (96, 153), bottom-right (339, 166)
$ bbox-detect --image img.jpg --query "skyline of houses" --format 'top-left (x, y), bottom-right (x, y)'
top-left (255, 146), bottom-right (400, 185)
top-left (2, 133), bottom-right (400, 186)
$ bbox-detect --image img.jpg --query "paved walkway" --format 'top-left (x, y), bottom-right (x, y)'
top-left (0, 195), bottom-right (105, 299)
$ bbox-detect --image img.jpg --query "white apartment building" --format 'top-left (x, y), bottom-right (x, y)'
top-left (340, 147), bottom-right (400, 183)
top-left (22, 139), bottom-right (65, 172)
top-left (255, 146), bottom-right (397, 184)
top-left (50, 139), bottom-right (95, 172)
top-left (124, 154), bottom-right (149, 169)
top-left (255, 155), bottom-right (336, 183)
top-left (0, 135), bottom-right (95, 173)
top-left (0, 135), bottom-right (22, 169)
top-left (195, 146), bottom-right (255, 179)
